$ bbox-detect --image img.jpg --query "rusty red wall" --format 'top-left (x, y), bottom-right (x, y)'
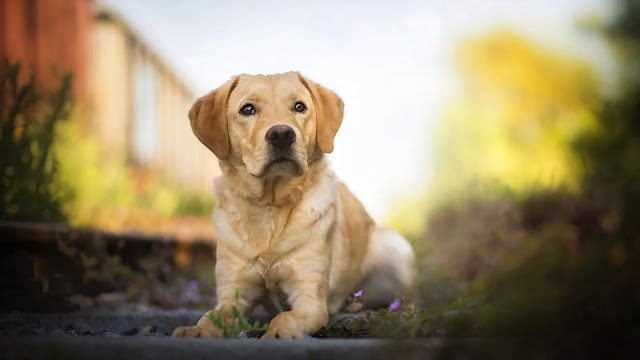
top-left (0, 0), bottom-right (91, 98)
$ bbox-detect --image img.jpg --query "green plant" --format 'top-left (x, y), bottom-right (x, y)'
top-left (317, 299), bottom-right (439, 339)
top-left (0, 59), bottom-right (72, 222)
top-left (365, 306), bottom-right (425, 338)
top-left (175, 191), bottom-right (216, 216)
top-left (206, 287), bottom-right (269, 338)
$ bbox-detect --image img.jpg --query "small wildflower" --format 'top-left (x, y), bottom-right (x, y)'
top-left (388, 299), bottom-right (401, 311)
top-left (354, 289), bottom-right (364, 299)
top-left (189, 280), bottom-right (198, 290)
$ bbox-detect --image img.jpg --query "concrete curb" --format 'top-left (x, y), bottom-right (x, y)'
top-left (0, 336), bottom-right (460, 360)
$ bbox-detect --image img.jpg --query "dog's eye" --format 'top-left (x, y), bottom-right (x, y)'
top-left (240, 104), bottom-right (255, 116)
top-left (294, 102), bottom-right (307, 113)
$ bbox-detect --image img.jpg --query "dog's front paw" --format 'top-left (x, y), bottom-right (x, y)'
top-left (261, 313), bottom-right (304, 339)
top-left (172, 325), bottom-right (223, 338)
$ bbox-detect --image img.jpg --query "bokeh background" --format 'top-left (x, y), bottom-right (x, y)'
top-left (2, 0), bottom-right (640, 354)
top-left (0, 0), bottom-right (617, 234)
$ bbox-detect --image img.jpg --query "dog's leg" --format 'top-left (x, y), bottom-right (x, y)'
top-left (356, 228), bottom-right (415, 309)
top-left (261, 279), bottom-right (329, 339)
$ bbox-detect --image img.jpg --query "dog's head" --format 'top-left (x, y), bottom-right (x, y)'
top-left (189, 72), bottom-right (343, 178)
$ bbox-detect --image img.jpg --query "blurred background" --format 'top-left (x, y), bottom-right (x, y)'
top-left (1, 0), bottom-right (639, 354)
top-left (1, 0), bottom-right (617, 234)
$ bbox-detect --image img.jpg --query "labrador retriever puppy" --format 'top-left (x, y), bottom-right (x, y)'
top-left (172, 72), bottom-right (415, 339)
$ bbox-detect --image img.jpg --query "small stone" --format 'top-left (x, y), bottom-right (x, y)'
top-left (136, 325), bottom-right (156, 336)
top-left (67, 320), bottom-right (92, 335)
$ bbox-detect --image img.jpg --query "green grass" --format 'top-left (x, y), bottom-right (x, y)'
top-left (206, 287), bottom-right (269, 338)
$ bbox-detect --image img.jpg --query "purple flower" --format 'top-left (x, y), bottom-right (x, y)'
top-left (189, 280), bottom-right (198, 290)
top-left (388, 299), bottom-right (401, 311)
top-left (353, 289), bottom-right (364, 299)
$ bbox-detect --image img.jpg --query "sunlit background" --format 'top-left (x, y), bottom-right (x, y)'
top-left (100, 0), bottom-right (616, 227)
top-left (2, 0), bottom-right (640, 350)
top-left (1, 0), bottom-right (617, 236)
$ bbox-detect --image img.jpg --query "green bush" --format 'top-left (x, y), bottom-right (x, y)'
top-left (0, 60), bottom-right (72, 222)
top-left (175, 192), bottom-right (216, 216)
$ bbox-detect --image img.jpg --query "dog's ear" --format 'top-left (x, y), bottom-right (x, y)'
top-left (188, 77), bottom-right (239, 159)
top-left (298, 74), bottom-right (344, 153)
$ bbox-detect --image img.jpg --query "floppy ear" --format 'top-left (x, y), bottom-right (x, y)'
top-left (298, 74), bottom-right (344, 153)
top-left (188, 77), bottom-right (239, 159)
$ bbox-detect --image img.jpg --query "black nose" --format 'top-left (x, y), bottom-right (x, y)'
top-left (265, 125), bottom-right (296, 149)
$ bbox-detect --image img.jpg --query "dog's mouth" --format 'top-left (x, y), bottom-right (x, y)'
top-left (257, 155), bottom-right (302, 176)
top-left (270, 157), bottom-right (295, 165)
top-left (247, 154), bottom-right (304, 178)
top-left (266, 156), bottom-right (300, 172)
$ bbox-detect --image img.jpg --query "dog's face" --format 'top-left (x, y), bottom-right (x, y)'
top-left (189, 72), bottom-right (344, 178)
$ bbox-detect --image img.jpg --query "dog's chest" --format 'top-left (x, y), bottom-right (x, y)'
top-left (243, 204), bottom-right (293, 247)
top-left (223, 203), bottom-right (293, 278)
top-left (241, 204), bottom-right (329, 292)
top-left (251, 254), bottom-right (282, 291)
top-left (216, 175), bottom-right (338, 292)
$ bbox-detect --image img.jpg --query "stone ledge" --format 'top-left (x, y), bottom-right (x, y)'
top-left (0, 336), bottom-right (495, 360)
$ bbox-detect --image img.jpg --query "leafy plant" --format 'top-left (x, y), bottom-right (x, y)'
top-left (206, 287), bottom-right (269, 338)
top-left (175, 191), bottom-right (217, 216)
top-left (317, 299), bottom-right (444, 339)
top-left (0, 59), bottom-right (72, 222)
top-left (54, 119), bottom-right (216, 231)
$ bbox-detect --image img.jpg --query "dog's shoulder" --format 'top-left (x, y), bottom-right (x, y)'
top-left (336, 181), bottom-right (375, 240)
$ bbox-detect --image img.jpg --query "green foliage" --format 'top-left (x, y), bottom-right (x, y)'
top-left (207, 287), bottom-right (268, 338)
top-left (0, 60), bottom-right (72, 222)
top-left (0, 59), bottom-right (214, 228)
top-left (0, 59), bottom-right (214, 230)
top-left (54, 119), bottom-right (215, 229)
top-left (471, 4), bottom-right (640, 353)
top-left (385, 4), bottom-right (640, 357)
top-left (175, 192), bottom-right (217, 216)
top-left (53, 120), bottom-right (138, 228)
top-left (317, 304), bottom-right (425, 339)
top-left (365, 307), bottom-right (427, 338)
top-left (437, 30), bottom-right (600, 193)
top-left (389, 30), bottom-right (602, 237)
top-left (318, 301), bottom-right (477, 339)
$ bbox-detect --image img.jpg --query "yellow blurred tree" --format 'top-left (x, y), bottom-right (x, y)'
top-left (437, 29), bottom-right (601, 192)
top-left (390, 30), bottom-right (602, 237)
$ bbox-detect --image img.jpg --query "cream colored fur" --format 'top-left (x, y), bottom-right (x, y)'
top-left (172, 72), bottom-right (415, 339)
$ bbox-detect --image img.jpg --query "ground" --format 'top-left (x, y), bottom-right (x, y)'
top-left (0, 310), bottom-right (510, 360)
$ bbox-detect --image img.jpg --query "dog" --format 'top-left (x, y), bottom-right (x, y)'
top-left (172, 72), bottom-right (415, 339)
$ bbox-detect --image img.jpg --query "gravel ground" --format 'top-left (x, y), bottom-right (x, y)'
top-left (0, 311), bottom-right (513, 359)
top-left (0, 310), bottom-right (204, 337)
top-left (0, 310), bottom-right (370, 338)
top-left (0, 336), bottom-right (468, 360)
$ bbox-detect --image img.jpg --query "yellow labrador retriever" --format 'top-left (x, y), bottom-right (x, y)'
top-left (172, 72), bottom-right (415, 339)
